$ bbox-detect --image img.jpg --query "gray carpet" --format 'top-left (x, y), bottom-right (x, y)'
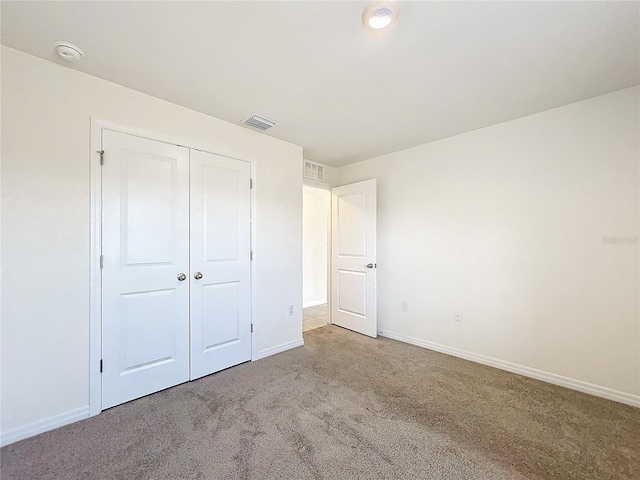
top-left (1, 325), bottom-right (639, 479)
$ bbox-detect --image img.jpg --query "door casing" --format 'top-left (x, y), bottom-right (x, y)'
top-left (89, 119), bottom-right (256, 416)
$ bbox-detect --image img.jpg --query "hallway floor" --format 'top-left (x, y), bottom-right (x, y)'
top-left (303, 303), bottom-right (328, 332)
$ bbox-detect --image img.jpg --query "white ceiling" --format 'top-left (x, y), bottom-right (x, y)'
top-left (2, 1), bottom-right (638, 167)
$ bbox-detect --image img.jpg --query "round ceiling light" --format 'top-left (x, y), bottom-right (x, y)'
top-left (54, 41), bottom-right (84, 62)
top-left (363, 4), bottom-right (396, 30)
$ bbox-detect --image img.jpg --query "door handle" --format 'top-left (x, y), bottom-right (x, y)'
top-left (194, 272), bottom-right (203, 280)
top-left (177, 273), bottom-right (186, 281)
top-left (366, 263), bottom-right (376, 269)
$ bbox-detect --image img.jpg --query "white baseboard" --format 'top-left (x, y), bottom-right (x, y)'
top-left (303, 299), bottom-right (327, 309)
top-left (1, 405), bottom-right (90, 447)
top-left (254, 338), bottom-right (304, 361)
top-left (378, 330), bottom-right (640, 408)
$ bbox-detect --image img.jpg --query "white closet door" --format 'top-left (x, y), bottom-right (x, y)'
top-left (190, 150), bottom-right (252, 380)
top-left (102, 130), bottom-right (190, 409)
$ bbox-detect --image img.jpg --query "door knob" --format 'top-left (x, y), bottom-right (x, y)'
top-left (366, 263), bottom-right (375, 269)
top-left (177, 273), bottom-right (186, 281)
top-left (194, 272), bottom-right (203, 280)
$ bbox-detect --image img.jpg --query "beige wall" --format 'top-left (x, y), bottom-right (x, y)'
top-left (339, 86), bottom-right (640, 403)
top-left (1, 46), bottom-right (303, 438)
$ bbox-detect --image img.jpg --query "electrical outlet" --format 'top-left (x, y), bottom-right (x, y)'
top-left (454, 311), bottom-right (462, 322)
top-left (401, 301), bottom-right (408, 312)
top-left (288, 304), bottom-right (294, 316)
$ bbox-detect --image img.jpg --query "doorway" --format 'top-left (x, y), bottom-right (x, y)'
top-left (302, 179), bottom-right (378, 337)
top-left (302, 185), bottom-right (330, 332)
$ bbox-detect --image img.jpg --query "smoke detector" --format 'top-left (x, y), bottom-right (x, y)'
top-left (241, 114), bottom-right (279, 131)
top-left (54, 42), bottom-right (84, 62)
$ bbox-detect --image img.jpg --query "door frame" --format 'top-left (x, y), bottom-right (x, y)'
top-left (302, 181), bottom-right (333, 326)
top-left (89, 118), bottom-right (256, 416)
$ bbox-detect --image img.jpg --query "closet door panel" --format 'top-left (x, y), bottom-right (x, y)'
top-left (190, 150), bottom-right (252, 380)
top-left (102, 130), bottom-right (190, 409)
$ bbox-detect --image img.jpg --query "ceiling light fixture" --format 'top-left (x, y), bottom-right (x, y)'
top-left (363, 4), bottom-right (397, 30)
top-left (54, 41), bottom-right (84, 62)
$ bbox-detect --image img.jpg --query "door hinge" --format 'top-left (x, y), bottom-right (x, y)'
top-left (250, 251), bottom-right (253, 261)
top-left (98, 150), bottom-right (104, 165)
top-left (100, 359), bottom-right (103, 373)
top-left (250, 178), bottom-right (253, 189)
top-left (100, 255), bottom-right (104, 269)
top-left (251, 324), bottom-right (254, 333)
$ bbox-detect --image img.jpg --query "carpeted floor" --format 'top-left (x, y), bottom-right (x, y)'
top-left (1, 325), bottom-right (639, 479)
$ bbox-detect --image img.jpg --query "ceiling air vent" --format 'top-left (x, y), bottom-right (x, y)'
top-left (304, 161), bottom-right (325, 181)
top-left (242, 114), bottom-right (279, 131)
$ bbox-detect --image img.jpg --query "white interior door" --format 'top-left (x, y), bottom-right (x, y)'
top-left (102, 130), bottom-right (190, 409)
top-left (331, 179), bottom-right (377, 337)
top-left (189, 150), bottom-right (252, 380)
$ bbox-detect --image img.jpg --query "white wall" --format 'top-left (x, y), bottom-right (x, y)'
top-left (1, 46), bottom-right (303, 440)
top-left (303, 186), bottom-right (330, 307)
top-left (339, 86), bottom-right (640, 404)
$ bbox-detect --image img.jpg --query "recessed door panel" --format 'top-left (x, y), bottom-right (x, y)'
top-left (120, 289), bottom-right (177, 374)
top-left (190, 150), bottom-right (251, 380)
top-left (332, 180), bottom-right (377, 338)
top-left (102, 130), bottom-right (190, 410)
top-left (123, 152), bottom-right (176, 265)
top-left (338, 192), bottom-right (367, 257)
top-left (337, 270), bottom-right (367, 317)
top-left (203, 166), bottom-right (240, 262)
top-left (202, 281), bottom-right (241, 351)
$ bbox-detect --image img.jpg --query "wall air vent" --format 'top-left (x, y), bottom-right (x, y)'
top-left (304, 161), bottom-right (325, 181)
top-left (242, 114), bottom-right (279, 131)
